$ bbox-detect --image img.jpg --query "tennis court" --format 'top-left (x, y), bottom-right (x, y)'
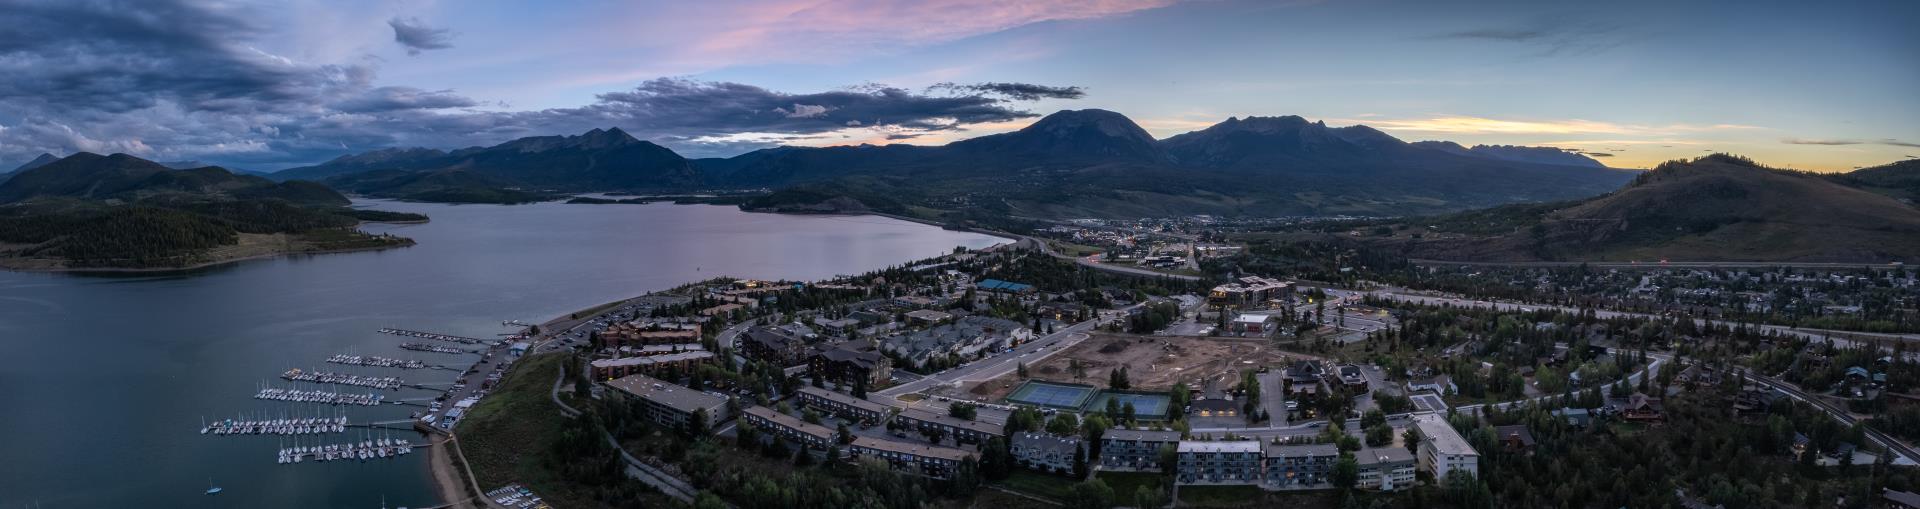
top-left (1084, 391), bottom-right (1172, 421)
top-left (1006, 380), bottom-right (1097, 410)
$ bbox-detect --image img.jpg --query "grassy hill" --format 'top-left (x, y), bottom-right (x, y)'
top-left (1337, 154), bottom-right (1920, 263)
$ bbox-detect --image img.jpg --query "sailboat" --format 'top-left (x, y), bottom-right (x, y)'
top-left (205, 477), bottom-right (223, 495)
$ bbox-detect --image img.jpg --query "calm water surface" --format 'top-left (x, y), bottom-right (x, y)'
top-left (0, 200), bottom-right (1004, 508)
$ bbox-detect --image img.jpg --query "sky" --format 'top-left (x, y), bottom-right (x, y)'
top-left (0, 0), bottom-right (1915, 172)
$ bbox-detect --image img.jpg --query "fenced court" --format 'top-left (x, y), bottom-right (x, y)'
top-left (1084, 391), bottom-right (1172, 421)
top-left (1006, 380), bottom-right (1097, 411)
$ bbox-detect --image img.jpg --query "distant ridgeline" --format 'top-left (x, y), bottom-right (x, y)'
top-left (1305, 154), bottom-right (1920, 263)
top-left (267, 110), bottom-right (1647, 220)
top-left (0, 153), bottom-right (425, 270)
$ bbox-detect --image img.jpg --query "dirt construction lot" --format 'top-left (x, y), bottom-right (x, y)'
top-left (957, 333), bottom-right (1303, 402)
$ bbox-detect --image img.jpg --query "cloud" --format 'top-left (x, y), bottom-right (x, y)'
top-left (1781, 137), bottom-right (1920, 148)
top-left (1428, 16), bottom-right (1627, 56)
top-left (931, 82), bottom-right (1086, 101)
top-left (1353, 116), bottom-right (1760, 136)
top-left (388, 17), bottom-right (454, 56)
top-left (334, 87), bottom-right (477, 113)
top-left (774, 104), bottom-right (831, 118)
top-left (1580, 152), bottom-right (1614, 157)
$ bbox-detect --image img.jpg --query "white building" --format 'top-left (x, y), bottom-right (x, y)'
top-left (1412, 414), bottom-right (1479, 481)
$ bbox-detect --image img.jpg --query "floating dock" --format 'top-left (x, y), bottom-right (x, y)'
top-left (203, 416), bottom-right (346, 436)
top-left (255, 386), bottom-right (385, 406)
top-left (326, 354), bottom-right (429, 369)
top-left (281, 369), bottom-right (402, 390)
top-left (378, 328), bottom-right (491, 345)
top-left (276, 437), bottom-right (417, 464)
top-left (399, 342), bottom-right (476, 355)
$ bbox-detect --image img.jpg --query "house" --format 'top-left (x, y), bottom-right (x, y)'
top-left (1099, 429), bottom-right (1182, 472)
top-left (1334, 365), bottom-right (1369, 393)
top-left (1190, 399), bottom-right (1239, 419)
top-left (598, 324), bottom-right (700, 350)
top-left (809, 340), bottom-right (893, 388)
top-left (1609, 393), bottom-right (1665, 422)
top-left (1493, 425), bottom-right (1535, 454)
top-left (1176, 441), bottom-right (1262, 484)
top-left (1413, 414), bottom-right (1480, 480)
top-left (740, 326), bottom-right (813, 367)
top-left (508, 341), bottom-right (530, 357)
top-left (604, 374), bottom-right (729, 430)
top-left (1405, 375), bottom-right (1455, 396)
top-left (1011, 432), bottom-right (1084, 474)
top-left (1283, 361), bottom-right (1327, 405)
top-left (1354, 447), bottom-right (1417, 491)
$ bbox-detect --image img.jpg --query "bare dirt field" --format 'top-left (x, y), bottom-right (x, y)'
top-left (957, 333), bottom-right (1303, 402)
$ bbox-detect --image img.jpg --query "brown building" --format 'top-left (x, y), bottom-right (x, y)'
top-left (741, 326), bottom-right (813, 367)
top-left (599, 324), bottom-right (700, 350)
top-left (810, 340), bottom-right (893, 388)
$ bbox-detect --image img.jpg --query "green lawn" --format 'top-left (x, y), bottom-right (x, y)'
top-left (1096, 471), bottom-right (1168, 500)
top-left (1177, 484), bottom-right (1263, 507)
top-left (998, 469), bottom-right (1079, 501)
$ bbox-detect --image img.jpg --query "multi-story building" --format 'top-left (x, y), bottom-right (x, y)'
top-left (1011, 432), bottom-right (1084, 474)
top-left (741, 406), bottom-right (837, 450)
top-left (795, 386), bottom-right (893, 425)
top-left (1100, 429), bottom-right (1182, 472)
top-left (1176, 441), bottom-right (1262, 484)
top-left (846, 437), bottom-right (976, 479)
top-left (590, 351), bottom-right (717, 379)
top-left (894, 407), bottom-right (1003, 446)
top-left (1355, 447), bottom-right (1417, 491)
top-left (1209, 276), bottom-right (1294, 308)
top-left (603, 373), bottom-right (729, 430)
top-left (1413, 414), bottom-right (1480, 480)
top-left (809, 340), bottom-right (892, 388)
top-left (740, 326), bottom-right (813, 367)
top-left (1261, 443), bottom-right (1338, 488)
top-left (598, 324), bottom-right (701, 350)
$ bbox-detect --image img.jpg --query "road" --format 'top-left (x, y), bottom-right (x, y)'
top-left (1017, 236), bottom-right (1202, 282)
top-left (1742, 372), bottom-right (1920, 466)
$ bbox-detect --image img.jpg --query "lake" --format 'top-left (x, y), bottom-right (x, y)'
top-left (0, 200), bottom-right (1006, 508)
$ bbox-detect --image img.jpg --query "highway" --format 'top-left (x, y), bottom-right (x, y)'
top-left (1741, 372), bottom-right (1920, 466)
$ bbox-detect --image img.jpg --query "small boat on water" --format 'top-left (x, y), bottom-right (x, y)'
top-left (205, 477), bottom-right (223, 495)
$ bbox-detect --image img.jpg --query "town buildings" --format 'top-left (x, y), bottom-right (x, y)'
top-left (809, 339), bottom-right (892, 388)
top-left (882, 316), bottom-right (1033, 366)
top-left (590, 350), bottom-right (718, 379)
top-left (1099, 428), bottom-right (1182, 472)
top-left (895, 407), bottom-right (1004, 446)
top-left (795, 386), bottom-right (892, 425)
top-left (1260, 443), bottom-right (1339, 489)
top-left (1355, 447), bottom-right (1417, 491)
top-left (1176, 441), bottom-right (1263, 484)
top-left (603, 373), bottom-right (729, 430)
top-left (741, 326), bottom-right (813, 367)
top-left (1011, 432), bottom-right (1084, 474)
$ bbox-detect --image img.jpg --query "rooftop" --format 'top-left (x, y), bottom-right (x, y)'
top-left (590, 351), bottom-right (715, 368)
top-left (798, 386), bottom-right (894, 415)
top-left (1354, 447), bottom-right (1416, 465)
top-left (899, 407), bottom-right (1003, 436)
top-left (1104, 428), bottom-right (1182, 442)
top-left (1264, 442), bottom-right (1339, 458)
top-left (850, 436), bottom-right (976, 462)
top-left (1413, 414), bottom-right (1478, 457)
top-left (1178, 440), bottom-right (1262, 454)
top-left (605, 373), bottom-right (728, 414)
top-left (742, 406), bottom-right (836, 441)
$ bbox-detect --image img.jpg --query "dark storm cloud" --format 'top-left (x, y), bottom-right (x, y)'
top-left (930, 82), bottom-right (1087, 101)
top-left (0, 1), bottom-right (1081, 167)
top-left (388, 17), bottom-right (455, 55)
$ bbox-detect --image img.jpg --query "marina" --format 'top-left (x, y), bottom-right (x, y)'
top-left (281, 369), bottom-right (403, 390)
top-left (378, 328), bottom-right (493, 346)
top-left (202, 415), bottom-right (347, 436)
top-left (276, 436), bottom-right (418, 464)
top-left (326, 354), bottom-right (431, 370)
top-left (400, 342), bottom-right (476, 355)
top-left (254, 386), bottom-right (386, 406)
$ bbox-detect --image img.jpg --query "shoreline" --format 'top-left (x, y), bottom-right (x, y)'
top-left (0, 239), bottom-right (415, 275)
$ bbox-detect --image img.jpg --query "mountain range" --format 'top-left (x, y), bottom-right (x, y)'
top-left (272, 109), bottom-right (1639, 216)
top-left (1352, 154), bottom-right (1920, 262)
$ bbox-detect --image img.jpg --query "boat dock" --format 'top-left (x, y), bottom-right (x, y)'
top-left (255, 386), bottom-right (385, 406)
top-left (399, 342), bottom-right (477, 355)
top-left (280, 369), bottom-right (402, 390)
top-left (202, 416), bottom-right (346, 436)
top-left (377, 328), bottom-right (492, 346)
top-left (276, 437), bottom-right (418, 464)
top-left (325, 354), bottom-right (430, 370)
